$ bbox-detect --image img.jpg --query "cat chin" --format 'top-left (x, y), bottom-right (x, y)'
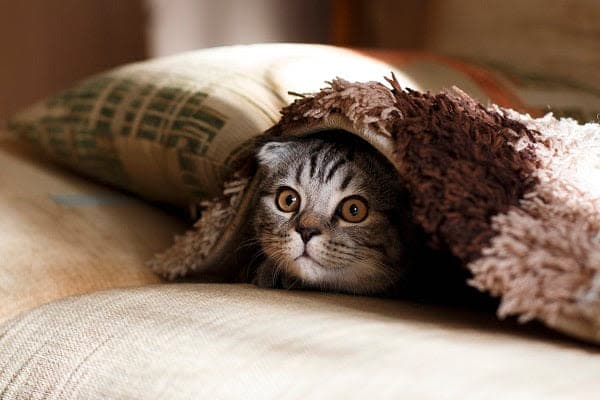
top-left (292, 256), bottom-right (328, 278)
top-left (287, 256), bottom-right (393, 294)
top-left (290, 256), bottom-right (377, 291)
top-left (290, 255), bottom-right (341, 283)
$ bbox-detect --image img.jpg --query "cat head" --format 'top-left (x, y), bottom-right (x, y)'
top-left (254, 132), bottom-right (413, 294)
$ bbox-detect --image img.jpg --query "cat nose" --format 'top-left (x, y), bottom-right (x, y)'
top-left (295, 226), bottom-right (321, 243)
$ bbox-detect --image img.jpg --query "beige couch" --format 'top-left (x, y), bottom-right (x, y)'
top-left (1, 133), bottom-right (599, 398)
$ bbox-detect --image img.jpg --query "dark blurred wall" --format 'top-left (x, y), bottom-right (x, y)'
top-left (0, 0), bottom-right (147, 128)
top-left (146, 0), bottom-right (330, 57)
top-left (331, 0), bottom-right (599, 89)
top-left (4, 0), bottom-right (595, 129)
top-left (0, 0), bottom-right (334, 127)
top-left (330, 0), bottom-right (427, 48)
top-left (422, 0), bottom-right (600, 87)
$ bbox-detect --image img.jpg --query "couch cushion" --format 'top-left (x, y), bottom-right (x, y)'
top-left (0, 134), bottom-right (186, 322)
top-left (0, 284), bottom-right (598, 399)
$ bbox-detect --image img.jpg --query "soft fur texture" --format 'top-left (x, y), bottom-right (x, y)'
top-left (252, 132), bottom-right (415, 294)
top-left (150, 75), bottom-right (600, 344)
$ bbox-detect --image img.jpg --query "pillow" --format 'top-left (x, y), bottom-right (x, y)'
top-left (8, 44), bottom-right (400, 207)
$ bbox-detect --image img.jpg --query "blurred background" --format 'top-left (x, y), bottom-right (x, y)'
top-left (1, 0), bottom-right (599, 128)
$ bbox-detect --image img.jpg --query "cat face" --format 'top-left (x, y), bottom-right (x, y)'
top-left (254, 133), bottom-right (411, 294)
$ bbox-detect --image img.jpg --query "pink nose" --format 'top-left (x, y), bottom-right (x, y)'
top-left (295, 226), bottom-right (321, 243)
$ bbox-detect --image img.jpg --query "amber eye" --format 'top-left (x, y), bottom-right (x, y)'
top-left (275, 187), bottom-right (300, 213)
top-left (338, 196), bottom-right (368, 223)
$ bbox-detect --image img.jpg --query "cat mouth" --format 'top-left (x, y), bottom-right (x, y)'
top-left (294, 252), bottom-right (326, 269)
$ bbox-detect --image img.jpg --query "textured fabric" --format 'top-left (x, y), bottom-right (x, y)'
top-left (1, 284), bottom-right (599, 399)
top-left (467, 111), bottom-right (600, 335)
top-left (0, 136), bottom-right (185, 323)
top-left (151, 75), bottom-right (600, 344)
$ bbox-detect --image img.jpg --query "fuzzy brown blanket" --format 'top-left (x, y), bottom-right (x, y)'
top-left (150, 75), bottom-right (600, 344)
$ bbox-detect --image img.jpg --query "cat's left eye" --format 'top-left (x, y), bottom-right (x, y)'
top-left (275, 187), bottom-right (300, 213)
top-left (337, 196), bottom-right (368, 223)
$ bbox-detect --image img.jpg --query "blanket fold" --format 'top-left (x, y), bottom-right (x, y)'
top-left (151, 75), bottom-right (600, 344)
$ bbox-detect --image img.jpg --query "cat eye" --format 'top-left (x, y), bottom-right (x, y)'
top-left (338, 196), bottom-right (368, 223)
top-left (275, 187), bottom-right (300, 213)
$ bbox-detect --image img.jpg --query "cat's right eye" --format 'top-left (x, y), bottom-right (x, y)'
top-left (275, 187), bottom-right (300, 213)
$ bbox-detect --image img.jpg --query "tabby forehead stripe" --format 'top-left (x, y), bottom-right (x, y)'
top-left (325, 159), bottom-right (346, 182)
top-left (295, 160), bottom-right (305, 185)
top-left (309, 154), bottom-right (318, 178)
top-left (340, 173), bottom-right (353, 190)
top-left (307, 143), bottom-right (326, 177)
top-left (318, 151), bottom-right (339, 181)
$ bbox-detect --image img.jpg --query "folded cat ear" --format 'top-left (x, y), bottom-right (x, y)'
top-left (256, 141), bottom-right (295, 168)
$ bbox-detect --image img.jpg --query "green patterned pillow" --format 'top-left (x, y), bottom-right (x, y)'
top-left (8, 44), bottom-right (397, 208)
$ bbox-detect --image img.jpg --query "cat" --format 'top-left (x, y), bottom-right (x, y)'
top-left (251, 132), bottom-right (420, 295)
